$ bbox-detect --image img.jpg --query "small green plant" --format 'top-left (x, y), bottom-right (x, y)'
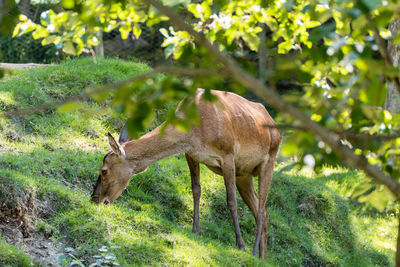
top-left (58, 245), bottom-right (120, 267)
top-left (89, 245), bottom-right (120, 267)
top-left (58, 247), bottom-right (84, 266)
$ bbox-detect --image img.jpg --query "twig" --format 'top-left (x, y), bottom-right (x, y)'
top-left (336, 131), bottom-right (400, 142)
top-left (143, 0), bottom-right (400, 198)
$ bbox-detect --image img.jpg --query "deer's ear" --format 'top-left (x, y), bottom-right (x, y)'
top-left (108, 132), bottom-right (126, 159)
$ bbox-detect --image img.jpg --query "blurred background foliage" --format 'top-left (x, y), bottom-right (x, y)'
top-left (2, 0), bottom-right (400, 217)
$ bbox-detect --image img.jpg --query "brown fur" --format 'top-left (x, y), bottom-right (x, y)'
top-left (91, 89), bottom-right (281, 259)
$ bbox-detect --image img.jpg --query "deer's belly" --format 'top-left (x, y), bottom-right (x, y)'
top-left (187, 147), bottom-right (267, 177)
top-left (235, 143), bottom-right (269, 174)
top-left (189, 151), bottom-right (221, 168)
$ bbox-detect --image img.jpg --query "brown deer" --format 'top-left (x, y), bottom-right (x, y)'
top-left (90, 89), bottom-right (281, 259)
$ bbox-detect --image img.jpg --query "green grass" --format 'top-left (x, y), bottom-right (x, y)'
top-left (0, 237), bottom-right (32, 267)
top-left (0, 57), bottom-right (396, 266)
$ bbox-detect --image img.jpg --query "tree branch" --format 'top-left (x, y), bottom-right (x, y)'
top-left (144, 0), bottom-right (400, 198)
top-left (0, 66), bottom-right (225, 118)
top-left (263, 124), bottom-right (400, 141)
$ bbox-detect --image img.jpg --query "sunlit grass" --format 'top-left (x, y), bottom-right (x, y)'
top-left (0, 58), bottom-right (396, 266)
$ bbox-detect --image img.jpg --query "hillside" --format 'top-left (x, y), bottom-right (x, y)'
top-left (0, 58), bottom-right (396, 266)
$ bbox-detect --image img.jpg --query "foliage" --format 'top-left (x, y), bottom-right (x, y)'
top-left (58, 245), bottom-right (121, 266)
top-left (0, 58), bottom-right (397, 266)
top-left (10, 0), bottom-right (400, 210)
top-left (0, 34), bottom-right (60, 63)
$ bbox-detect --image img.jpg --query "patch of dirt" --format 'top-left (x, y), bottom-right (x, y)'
top-left (1, 222), bottom-right (64, 266)
top-left (0, 176), bottom-right (64, 266)
top-left (0, 176), bottom-right (34, 238)
top-left (0, 63), bottom-right (50, 70)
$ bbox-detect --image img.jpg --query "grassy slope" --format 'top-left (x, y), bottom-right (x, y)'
top-left (0, 58), bottom-right (396, 266)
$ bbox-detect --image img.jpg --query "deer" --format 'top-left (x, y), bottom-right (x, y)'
top-left (90, 89), bottom-right (281, 259)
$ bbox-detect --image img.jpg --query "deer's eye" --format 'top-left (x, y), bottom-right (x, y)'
top-left (101, 169), bottom-right (107, 176)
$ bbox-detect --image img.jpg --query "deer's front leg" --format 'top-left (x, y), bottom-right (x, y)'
top-left (222, 155), bottom-right (245, 251)
top-left (185, 154), bottom-right (201, 235)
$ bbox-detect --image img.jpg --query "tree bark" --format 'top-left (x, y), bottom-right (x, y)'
top-left (94, 30), bottom-right (104, 58)
top-left (386, 19), bottom-right (400, 114)
top-left (397, 215), bottom-right (400, 267)
top-left (387, 18), bottom-right (400, 267)
top-left (0, 0), bottom-right (4, 23)
top-left (258, 24), bottom-right (267, 80)
top-left (18, 0), bottom-right (31, 18)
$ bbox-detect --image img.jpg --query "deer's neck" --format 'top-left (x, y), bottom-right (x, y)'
top-left (124, 125), bottom-right (190, 170)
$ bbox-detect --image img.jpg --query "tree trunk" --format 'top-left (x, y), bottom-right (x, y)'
top-left (386, 19), bottom-right (400, 114)
top-left (18, 0), bottom-right (31, 18)
top-left (388, 18), bottom-right (400, 267)
top-left (397, 215), bottom-right (400, 267)
top-left (258, 24), bottom-right (267, 81)
top-left (0, 0), bottom-right (4, 23)
top-left (94, 30), bottom-right (104, 58)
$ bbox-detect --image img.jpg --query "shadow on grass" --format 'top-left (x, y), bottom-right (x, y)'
top-left (265, 166), bottom-right (391, 266)
top-left (0, 143), bottom-right (393, 266)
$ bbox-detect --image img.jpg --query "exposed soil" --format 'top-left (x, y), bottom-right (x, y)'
top-left (0, 63), bottom-right (50, 70)
top-left (0, 176), bottom-right (64, 266)
top-left (0, 221), bottom-right (64, 266)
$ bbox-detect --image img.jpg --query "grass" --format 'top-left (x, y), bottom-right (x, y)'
top-left (0, 57), bottom-right (397, 266)
top-left (0, 237), bottom-right (32, 267)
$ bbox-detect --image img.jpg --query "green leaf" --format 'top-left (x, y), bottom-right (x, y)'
top-left (42, 35), bottom-right (59, 45)
top-left (164, 45), bottom-right (174, 58)
top-left (58, 101), bottom-right (84, 113)
top-left (133, 23), bottom-right (142, 39)
top-left (305, 20), bottom-right (320, 28)
top-left (360, 0), bottom-right (382, 11)
top-left (200, 1), bottom-right (212, 19)
top-left (242, 33), bottom-right (259, 51)
top-left (40, 10), bottom-right (51, 26)
top-left (62, 41), bottom-right (77, 55)
top-left (32, 27), bottom-right (50, 39)
top-left (360, 78), bottom-right (387, 106)
top-left (62, 0), bottom-right (75, 9)
top-left (188, 4), bottom-right (200, 18)
top-left (380, 28), bottom-right (392, 39)
top-left (12, 24), bottom-right (22, 37)
top-left (161, 0), bottom-right (190, 7)
top-left (58, 254), bottom-right (68, 264)
top-left (159, 28), bottom-right (169, 38)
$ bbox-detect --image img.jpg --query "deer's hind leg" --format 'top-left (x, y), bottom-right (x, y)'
top-left (236, 176), bottom-right (267, 259)
top-left (185, 153), bottom-right (201, 235)
top-left (221, 155), bottom-right (246, 251)
top-left (252, 150), bottom-right (278, 259)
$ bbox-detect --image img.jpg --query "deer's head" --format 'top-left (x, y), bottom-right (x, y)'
top-left (90, 133), bottom-right (133, 204)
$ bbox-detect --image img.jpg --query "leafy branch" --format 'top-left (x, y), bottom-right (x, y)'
top-left (142, 0), bottom-right (400, 199)
top-left (0, 66), bottom-right (224, 118)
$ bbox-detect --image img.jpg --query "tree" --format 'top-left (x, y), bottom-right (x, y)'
top-left (6, 0), bottom-right (400, 264)
top-left (386, 18), bottom-right (400, 114)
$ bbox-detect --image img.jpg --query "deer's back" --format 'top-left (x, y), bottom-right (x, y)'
top-left (187, 89), bottom-right (280, 176)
